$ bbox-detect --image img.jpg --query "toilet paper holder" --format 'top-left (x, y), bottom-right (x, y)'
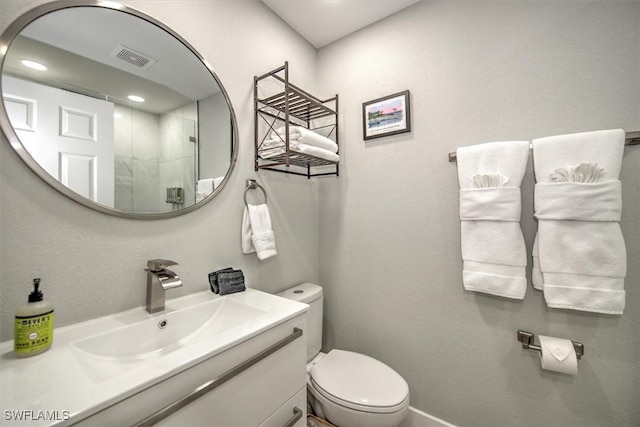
top-left (517, 330), bottom-right (584, 360)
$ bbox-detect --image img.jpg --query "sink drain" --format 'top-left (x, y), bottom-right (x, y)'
top-left (158, 319), bottom-right (168, 329)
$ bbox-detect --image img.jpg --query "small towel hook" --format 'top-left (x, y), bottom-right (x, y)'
top-left (244, 179), bottom-right (267, 208)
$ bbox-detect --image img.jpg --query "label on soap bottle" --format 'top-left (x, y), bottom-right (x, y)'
top-left (14, 310), bottom-right (55, 354)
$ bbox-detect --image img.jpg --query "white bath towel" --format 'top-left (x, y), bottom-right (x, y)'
top-left (196, 177), bottom-right (225, 203)
top-left (259, 139), bottom-right (340, 163)
top-left (457, 141), bottom-right (530, 299)
top-left (532, 129), bottom-right (626, 314)
top-left (275, 126), bottom-right (338, 153)
top-left (196, 178), bottom-right (215, 203)
top-left (213, 176), bottom-right (224, 189)
top-left (242, 203), bottom-right (277, 260)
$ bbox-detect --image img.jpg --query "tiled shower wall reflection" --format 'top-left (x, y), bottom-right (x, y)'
top-left (114, 103), bottom-right (197, 213)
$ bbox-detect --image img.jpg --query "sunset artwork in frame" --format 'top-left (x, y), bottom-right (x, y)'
top-left (362, 90), bottom-right (411, 140)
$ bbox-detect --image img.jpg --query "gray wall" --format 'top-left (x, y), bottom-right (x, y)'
top-left (316, 1), bottom-right (639, 426)
top-left (199, 92), bottom-right (232, 180)
top-left (0, 0), bottom-right (320, 339)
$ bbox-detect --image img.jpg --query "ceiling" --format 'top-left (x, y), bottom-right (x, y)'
top-left (5, 6), bottom-right (221, 114)
top-left (262, 0), bottom-right (422, 48)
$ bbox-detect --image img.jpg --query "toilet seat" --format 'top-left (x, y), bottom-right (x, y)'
top-left (308, 350), bottom-right (409, 414)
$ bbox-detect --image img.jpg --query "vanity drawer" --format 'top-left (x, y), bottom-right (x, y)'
top-left (258, 387), bottom-right (306, 427)
top-left (75, 315), bottom-right (306, 427)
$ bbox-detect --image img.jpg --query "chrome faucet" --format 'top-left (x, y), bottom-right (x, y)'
top-left (145, 259), bottom-right (182, 313)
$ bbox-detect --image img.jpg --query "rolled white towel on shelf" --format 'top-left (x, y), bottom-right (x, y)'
top-left (290, 142), bottom-right (340, 162)
top-left (532, 129), bottom-right (627, 314)
top-left (257, 138), bottom-right (286, 159)
top-left (275, 126), bottom-right (338, 153)
top-left (457, 141), bottom-right (530, 300)
top-left (258, 139), bottom-right (340, 163)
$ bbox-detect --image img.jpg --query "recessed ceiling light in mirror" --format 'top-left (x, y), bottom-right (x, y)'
top-left (127, 95), bottom-right (145, 102)
top-left (20, 59), bottom-right (47, 71)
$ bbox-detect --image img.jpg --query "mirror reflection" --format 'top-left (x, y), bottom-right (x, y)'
top-left (1, 3), bottom-right (236, 217)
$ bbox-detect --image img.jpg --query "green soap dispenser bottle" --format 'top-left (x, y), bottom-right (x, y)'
top-left (14, 278), bottom-right (55, 357)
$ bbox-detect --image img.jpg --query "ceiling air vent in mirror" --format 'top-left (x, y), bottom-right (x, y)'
top-left (111, 45), bottom-right (156, 70)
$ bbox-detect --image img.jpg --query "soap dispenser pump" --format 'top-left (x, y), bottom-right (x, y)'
top-left (14, 278), bottom-right (55, 357)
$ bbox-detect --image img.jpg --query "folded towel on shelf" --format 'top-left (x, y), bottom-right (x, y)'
top-left (196, 176), bottom-right (225, 203)
top-left (275, 126), bottom-right (338, 153)
top-left (532, 129), bottom-right (626, 314)
top-left (258, 139), bottom-right (340, 163)
top-left (291, 143), bottom-right (340, 162)
top-left (242, 203), bottom-right (277, 260)
top-left (196, 178), bottom-right (215, 202)
top-left (457, 141), bottom-right (530, 299)
top-left (208, 267), bottom-right (246, 295)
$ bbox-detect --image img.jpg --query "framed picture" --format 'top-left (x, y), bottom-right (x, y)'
top-left (362, 90), bottom-right (411, 140)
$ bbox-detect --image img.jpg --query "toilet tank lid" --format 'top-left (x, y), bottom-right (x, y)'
top-left (277, 282), bottom-right (322, 304)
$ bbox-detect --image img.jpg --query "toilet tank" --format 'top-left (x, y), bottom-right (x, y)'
top-left (278, 283), bottom-right (323, 362)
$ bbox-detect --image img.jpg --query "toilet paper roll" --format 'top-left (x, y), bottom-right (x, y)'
top-left (538, 335), bottom-right (578, 375)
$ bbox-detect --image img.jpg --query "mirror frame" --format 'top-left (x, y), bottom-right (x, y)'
top-left (0, 0), bottom-right (238, 219)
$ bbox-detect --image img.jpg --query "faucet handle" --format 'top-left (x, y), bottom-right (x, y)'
top-left (147, 259), bottom-right (178, 272)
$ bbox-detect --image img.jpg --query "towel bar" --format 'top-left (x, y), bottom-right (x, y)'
top-left (244, 179), bottom-right (267, 207)
top-left (517, 330), bottom-right (584, 360)
top-left (449, 130), bottom-right (640, 162)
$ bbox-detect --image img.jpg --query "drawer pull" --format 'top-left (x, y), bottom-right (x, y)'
top-left (132, 327), bottom-right (303, 427)
top-left (284, 406), bottom-right (303, 427)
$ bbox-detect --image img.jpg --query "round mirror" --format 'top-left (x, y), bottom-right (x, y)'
top-left (0, 0), bottom-right (238, 218)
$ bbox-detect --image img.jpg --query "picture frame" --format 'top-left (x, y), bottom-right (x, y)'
top-left (362, 90), bottom-right (411, 140)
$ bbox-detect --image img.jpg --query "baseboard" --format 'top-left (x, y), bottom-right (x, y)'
top-left (399, 406), bottom-right (456, 427)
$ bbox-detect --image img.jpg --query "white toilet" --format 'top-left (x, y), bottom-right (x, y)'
top-left (278, 283), bottom-right (409, 427)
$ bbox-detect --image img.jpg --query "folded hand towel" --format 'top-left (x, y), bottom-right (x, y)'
top-left (532, 129), bottom-right (626, 314)
top-left (196, 177), bottom-right (225, 203)
top-left (209, 267), bottom-right (233, 294)
top-left (275, 126), bottom-right (338, 153)
top-left (457, 141), bottom-right (530, 299)
top-left (218, 270), bottom-right (246, 295)
top-left (242, 203), bottom-right (277, 260)
top-left (196, 178), bottom-right (215, 203)
top-left (208, 268), bottom-right (246, 295)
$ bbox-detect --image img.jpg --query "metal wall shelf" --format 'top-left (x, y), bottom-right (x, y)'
top-left (254, 62), bottom-right (339, 178)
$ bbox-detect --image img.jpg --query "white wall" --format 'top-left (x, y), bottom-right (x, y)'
top-left (0, 0), bottom-right (320, 339)
top-left (316, 1), bottom-right (639, 426)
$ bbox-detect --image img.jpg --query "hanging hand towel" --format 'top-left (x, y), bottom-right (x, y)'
top-left (457, 141), bottom-right (530, 299)
top-left (241, 203), bottom-right (277, 260)
top-left (532, 129), bottom-right (626, 314)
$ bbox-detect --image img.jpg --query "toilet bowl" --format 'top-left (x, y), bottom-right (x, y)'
top-left (278, 283), bottom-right (409, 427)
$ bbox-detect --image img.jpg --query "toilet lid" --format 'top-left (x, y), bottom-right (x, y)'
top-left (309, 350), bottom-right (409, 413)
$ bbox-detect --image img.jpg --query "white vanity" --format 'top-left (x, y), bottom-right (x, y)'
top-left (0, 289), bottom-right (308, 426)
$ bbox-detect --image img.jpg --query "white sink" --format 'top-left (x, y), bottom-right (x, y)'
top-left (72, 297), bottom-right (269, 361)
top-left (0, 289), bottom-right (309, 427)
